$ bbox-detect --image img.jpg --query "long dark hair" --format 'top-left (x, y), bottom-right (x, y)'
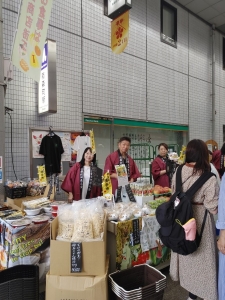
top-left (79, 147), bottom-right (93, 167)
top-left (185, 139), bottom-right (210, 174)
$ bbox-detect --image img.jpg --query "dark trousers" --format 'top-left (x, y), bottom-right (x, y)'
top-left (189, 292), bottom-right (197, 299)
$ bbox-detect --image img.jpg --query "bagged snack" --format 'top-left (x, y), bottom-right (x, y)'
top-left (56, 205), bottom-right (75, 241)
top-left (89, 200), bottom-right (105, 239)
top-left (71, 209), bottom-right (93, 242)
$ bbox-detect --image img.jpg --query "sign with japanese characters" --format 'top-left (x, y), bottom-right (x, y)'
top-left (38, 39), bottom-right (57, 115)
top-left (71, 242), bottom-right (82, 273)
top-left (111, 11), bottom-right (129, 54)
top-left (12, 0), bottom-right (53, 82)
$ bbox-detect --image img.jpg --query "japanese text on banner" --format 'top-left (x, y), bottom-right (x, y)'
top-left (12, 0), bottom-right (53, 82)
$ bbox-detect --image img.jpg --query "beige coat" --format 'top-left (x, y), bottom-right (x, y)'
top-left (170, 165), bottom-right (219, 300)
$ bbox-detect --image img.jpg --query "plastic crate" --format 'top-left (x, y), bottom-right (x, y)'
top-left (113, 290), bottom-right (164, 300)
top-left (5, 186), bottom-right (27, 199)
top-left (0, 265), bottom-right (39, 300)
top-left (109, 264), bottom-right (166, 300)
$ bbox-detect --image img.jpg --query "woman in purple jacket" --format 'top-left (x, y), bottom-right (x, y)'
top-left (151, 143), bottom-right (170, 187)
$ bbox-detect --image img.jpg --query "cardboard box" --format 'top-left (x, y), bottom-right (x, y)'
top-left (46, 256), bottom-right (109, 300)
top-left (50, 215), bottom-right (107, 276)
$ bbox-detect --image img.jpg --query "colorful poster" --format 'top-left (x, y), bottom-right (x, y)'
top-left (32, 131), bottom-right (46, 158)
top-left (111, 11), bottom-right (129, 54)
top-left (12, 0), bottom-right (53, 82)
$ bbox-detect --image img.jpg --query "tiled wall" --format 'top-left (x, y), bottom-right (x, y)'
top-left (2, 0), bottom-right (225, 180)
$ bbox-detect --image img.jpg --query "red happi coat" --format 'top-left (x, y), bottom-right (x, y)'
top-left (212, 150), bottom-right (223, 178)
top-left (104, 150), bottom-right (141, 195)
top-left (61, 163), bottom-right (102, 200)
top-left (151, 156), bottom-right (170, 187)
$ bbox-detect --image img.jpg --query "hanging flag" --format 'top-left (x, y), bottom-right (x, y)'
top-left (12, 0), bottom-right (53, 82)
top-left (89, 130), bottom-right (96, 154)
top-left (102, 171), bottom-right (112, 200)
top-left (111, 10), bottom-right (129, 54)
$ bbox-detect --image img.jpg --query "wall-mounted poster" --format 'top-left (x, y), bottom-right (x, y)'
top-left (32, 131), bottom-right (46, 158)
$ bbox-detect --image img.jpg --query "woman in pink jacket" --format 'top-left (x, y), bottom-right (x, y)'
top-left (151, 143), bottom-right (170, 187)
top-left (61, 147), bottom-right (102, 202)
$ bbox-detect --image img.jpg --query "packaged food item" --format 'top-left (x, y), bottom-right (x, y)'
top-left (26, 179), bottom-right (46, 196)
top-left (56, 205), bottom-right (75, 241)
top-left (71, 210), bottom-right (94, 242)
top-left (89, 201), bottom-right (104, 239)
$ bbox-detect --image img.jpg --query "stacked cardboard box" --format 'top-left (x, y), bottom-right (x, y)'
top-left (46, 216), bottom-right (109, 300)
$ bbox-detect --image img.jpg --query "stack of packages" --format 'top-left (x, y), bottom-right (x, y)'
top-left (46, 198), bottom-right (109, 300)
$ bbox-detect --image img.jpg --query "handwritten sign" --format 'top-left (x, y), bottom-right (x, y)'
top-left (71, 242), bottom-right (82, 273)
top-left (132, 219), bottom-right (140, 246)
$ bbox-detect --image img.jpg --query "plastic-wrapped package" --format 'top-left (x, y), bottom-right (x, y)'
top-left (56, 204), bottom-right (75, 241)
top-left (89, 200), bottom-right (105, 239)
top-left (104, 206), bottom-right (119, 221)
top-left (71, 209), bottom-right (94, 242)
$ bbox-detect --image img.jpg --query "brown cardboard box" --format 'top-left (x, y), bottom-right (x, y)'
top-left (50, 215), bottom-right (107, 276)
top-left (46, 256), bottom-right (109, 300)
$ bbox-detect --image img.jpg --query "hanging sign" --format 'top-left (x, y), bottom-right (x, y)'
top-left (111, 11), bottom-right (129, 54)
top-left (12, 0), bottom-right (53, 82)
top-left (38, 39), bottom-right (57, 115)
top-left (104, 0), bottom-right (132, 20)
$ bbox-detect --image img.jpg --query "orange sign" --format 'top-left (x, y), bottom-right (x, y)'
top-left (111, 11), bottom-right (129, 54)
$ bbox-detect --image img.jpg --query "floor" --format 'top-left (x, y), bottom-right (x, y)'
top-left (39, 266), bottom-right (203, 300)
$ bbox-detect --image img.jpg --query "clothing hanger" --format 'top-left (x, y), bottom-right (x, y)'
top-left (48, 126), bottom-right (55, 136)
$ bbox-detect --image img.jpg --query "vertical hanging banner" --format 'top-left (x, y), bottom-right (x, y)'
top-left (12, 0), bottom-right (53, 82)
top-left (111, 11), bottom-right (129, 54)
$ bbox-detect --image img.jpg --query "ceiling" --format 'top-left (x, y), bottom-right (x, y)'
top-left (174, 0), bottom-right (225, 34)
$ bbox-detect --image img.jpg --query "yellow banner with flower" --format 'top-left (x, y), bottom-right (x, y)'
top-left (102, 171), bottom-right (112, 200)
top-left (89, 130), bottom-right (96, 154)
top-left (12, 0), bottom-right (53, 82)
top-left (111, 11), bottom-right (129, 54)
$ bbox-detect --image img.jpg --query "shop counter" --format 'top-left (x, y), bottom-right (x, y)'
top-left (107, 215), bottom-right (170, 274)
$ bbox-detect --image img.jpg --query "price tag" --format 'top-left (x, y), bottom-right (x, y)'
top-left (71, 242), bottom-right (82, 273)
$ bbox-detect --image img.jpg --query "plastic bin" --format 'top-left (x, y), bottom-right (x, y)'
top-left (5, 186), bottom-right (27, 199)
top-left (109, 264), bottom-right (166, 300)
top-left (0, 265), bottom-right (39, 300)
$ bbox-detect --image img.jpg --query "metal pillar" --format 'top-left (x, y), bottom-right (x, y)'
top-left (212, 24), bottom-right (216, 142)
top-left (0, 0), bottom-right (5, 201)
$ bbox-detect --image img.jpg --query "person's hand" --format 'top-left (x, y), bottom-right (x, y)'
top-left (68, 192), bottom-right (73, 203)
top-left (217, 229), bottom-right (225, 254)
top-left (160, 170), bottom-right (166, 176)
top-left (129, 178), bottom-right (134, 183)
top-left (111, 173), bottom-right (118, 179)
